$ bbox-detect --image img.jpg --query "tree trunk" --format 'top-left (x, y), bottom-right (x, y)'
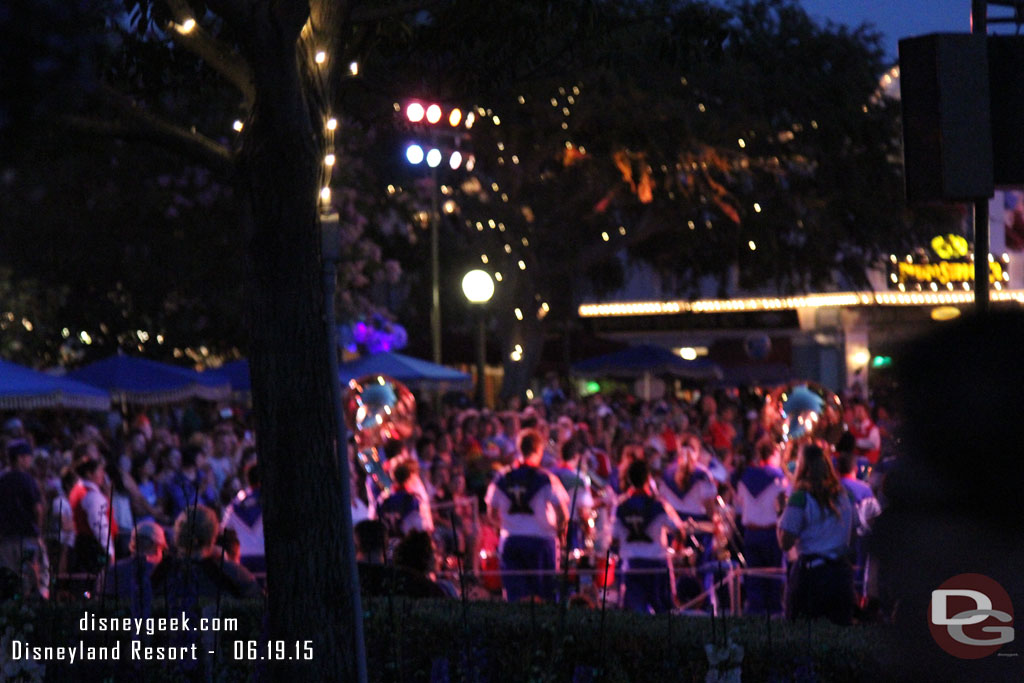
top-left (498, 311), bottom-right (545, 403)
top-left (238, 27), bottom-right (356, 681)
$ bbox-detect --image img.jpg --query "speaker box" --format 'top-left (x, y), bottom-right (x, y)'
top-left (988, 36), bottom-right (1024, 186)
top-left (899, 33), bottom-right (993, 202)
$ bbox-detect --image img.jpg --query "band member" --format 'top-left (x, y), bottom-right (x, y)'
top-left (614, 459), bottom-right (686, 613)
top-left (778, 444), bottom-right (856, 624)
top-left (734, 438), bottom-right (788, 614)
top-left (485, 429), bottom-right (569, 602)
top-left (658, 434), bottom-right (717, 602)
top-left (378, 462), bottom-right (432, 541)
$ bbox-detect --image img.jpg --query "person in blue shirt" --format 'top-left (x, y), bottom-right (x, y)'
top-left (835, 446), bottom-right (881, 602)
top-left (161, 444), bottom-right (217, 524)
top-left (778, 443), bottom-right (856, 625)
top-left (551, 439), bottom-right (593, 556)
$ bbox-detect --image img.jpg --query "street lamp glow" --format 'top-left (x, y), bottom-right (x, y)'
top-left (406, 102), bottom-right (425, 123)
top-left (462, 269), bottom-right (495, 304)
top-left (426, 104), bottom-right (442, 124)
top-left (405, 144), bottom-right (424, 164)
top-left (449, 150), bottom-right (463, 169)
top-left (426, 148), bottom-right (442, 168)
top-left (448, 108), bottom-right (462, 127)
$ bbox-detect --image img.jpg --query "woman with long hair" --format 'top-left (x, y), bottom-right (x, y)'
top-left (657, 433), bottom-right (718, 607)
top-left (777, 442), bottom-right (856, 624)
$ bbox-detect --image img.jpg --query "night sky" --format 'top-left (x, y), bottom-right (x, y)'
top-left (800, 0), bottom-right (994, 61)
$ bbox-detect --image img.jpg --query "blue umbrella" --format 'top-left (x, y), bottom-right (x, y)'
top-left (0, 359), bottom-right (111, 411)
top-left (214, 359), bottom-right (251, 394)
top-left (338, 351), bottom-right (470, 389)
top-left (570, 344), bottom-right (722, 381)
top-left (66, 355), bottom-right (230, 405)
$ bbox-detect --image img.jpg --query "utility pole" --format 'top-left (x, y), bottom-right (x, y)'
top-left (973, 0), bottom-right (991, 315)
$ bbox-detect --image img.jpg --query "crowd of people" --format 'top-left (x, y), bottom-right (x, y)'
top-left (0, 382), bottom-right (898, 623)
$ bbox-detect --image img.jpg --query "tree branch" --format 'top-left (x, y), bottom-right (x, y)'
top-left (57, 108), bottom-right (234, 179)
top-left (348, 0), bottom-right (447, 24)
top-left (573, 208), bottom-right (671, 273)
top-left (164, 0), bottom-right (256, 106)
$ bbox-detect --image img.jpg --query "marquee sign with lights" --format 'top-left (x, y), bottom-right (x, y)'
top-left (886, 234), bottom-right (1011, 292)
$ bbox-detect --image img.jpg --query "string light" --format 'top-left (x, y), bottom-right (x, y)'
top-left (514, 308), bottom-right (523, 320)
top-left (494, 272), bottom-right (503, 281)
top-left (349, 61), bottom-right (359, 75)
top-left (577, 289), bottom-right (1024, 317)
top-left (748, 241), bottom-right (757, 251)
top-left (232, 120), bottom-right (244, 132)
top-left (320, 186), bottom-right (331, 202)
top-left (326, 118), bottom-right (337, 131)
top-left (315, 51), bottom-right (326, 64)
top-left (175, 18), bottom-right (196, 34)
top-left (481, 254), bottom-right (489, 264)
top-left (518, 260), bottom-right (526, 270)
top-left (324, 153), bottom-right (336, 166)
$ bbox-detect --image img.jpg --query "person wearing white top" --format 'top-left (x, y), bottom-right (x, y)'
top-left (485, 428), bottom-right (569, 602)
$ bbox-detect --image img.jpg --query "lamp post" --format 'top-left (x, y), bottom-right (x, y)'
top-left (403, 101), bottom-right (471, 363)
top-left (462, 269), bottom-right (494, 407)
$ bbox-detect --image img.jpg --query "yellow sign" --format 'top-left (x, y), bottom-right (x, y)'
top-left (930, 234), bottom-right (969, 259)
top-left (894, 260), bottom-right (1003, 286)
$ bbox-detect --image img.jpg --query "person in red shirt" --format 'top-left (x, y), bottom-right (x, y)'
top-left (848, 399), bottom-right (880, 465)
top-left (704, 403), bottom-right (738, 464)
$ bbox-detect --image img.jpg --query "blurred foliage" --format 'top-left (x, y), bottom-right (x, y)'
top-left (1, 594), bottom-right (890, 682)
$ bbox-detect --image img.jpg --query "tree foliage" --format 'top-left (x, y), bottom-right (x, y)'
top-left (369, 0), bottom-right (956, 396)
